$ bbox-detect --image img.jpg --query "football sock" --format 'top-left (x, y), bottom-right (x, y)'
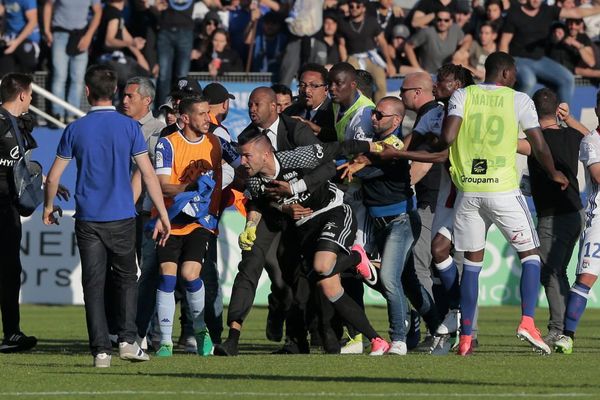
top-left (184, 278), bottom-right (206, 332)
top-left (460, 260), bottom-right (482, 336)
top-left (435, 256), bottom-right (460, 310)
top-left (319, 251), bottom-right (361, 277)
top-left (329, 290), bottom-right (378, 341)
top-left (520, 255), bottom-right (541, 318)
top-left (564, 282), bottom-right (591, 336)
top-left (156, 274), bottom-right (177, 345)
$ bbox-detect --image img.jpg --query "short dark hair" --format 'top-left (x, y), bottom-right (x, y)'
top-left (533, 88), bottom-right (559, 119)
top-left (356, 69), bottom-right (374, 100)
top-left (436, 6), bottom-right (452, 15)
top-left (299, 63), bottom-right (329, 84)
top-left (238, 127), bottom-right (267, 146)
top-left (329, 62), bottom-right (357, 82)
top-left (485, 0), bottom-right (504, 11)
top-left (85, 65), bottom-right (117, 102)
top-left (271, 84), bottom-right (292, 98)
top-left (0, 73), bottom-right (33, 103)
top-left (480, 21), bottom-right (498, 34)
top-left (484, 51), bottom-right (515, 79)
top-left (437, 64), bottom-right (475, 88)
top-left (178, 95), bottom-right (208, 115)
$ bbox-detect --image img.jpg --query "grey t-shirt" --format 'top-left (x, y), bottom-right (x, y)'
top-left (51, 0), bottom-right (100, 31)
top-left (409, 24), bottom-right (464, 73)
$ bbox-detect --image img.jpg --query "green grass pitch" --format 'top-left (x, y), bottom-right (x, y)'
top-left (2, 305), bottom-right (600, 400)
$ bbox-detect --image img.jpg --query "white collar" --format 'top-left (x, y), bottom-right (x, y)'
top-left (89, 106), bottom-right (116, 111)
top-left (263, 116), bottom-right (280, 135)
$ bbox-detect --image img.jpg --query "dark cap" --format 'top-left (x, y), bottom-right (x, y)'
top-left (159, 96), bottom-right (176, 112)
top-left (170, 77), bottom-right (203, 98)
top-left (392, 24), bottom-right (410, 39)
top-left (203, 83), bottom-right (235, 105)
top-left (455, 0), bottom-right (472, 14)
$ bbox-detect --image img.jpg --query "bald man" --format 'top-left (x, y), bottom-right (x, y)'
top-left (215, 87), bottom-right (336, 356)
top-left (399, 72), bottom-right (445, 348)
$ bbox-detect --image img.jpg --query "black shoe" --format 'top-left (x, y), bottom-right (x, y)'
top-left (265, 311), bottom-right (284, 342)
top-left (213, 339), bottom-right (238, 356)
top-left (0, 332), bottom-right (37, 353)
top-left (272, 337), bottom-right (310, 354)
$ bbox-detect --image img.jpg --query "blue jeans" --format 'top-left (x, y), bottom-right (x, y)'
top-left (374, 210), bottom-right (421, 342)
top-left (514, 56), bottom-right (575, 104)
top-left (51, 31), bottom-right (88, 116)
top-left (156, 28), bottom-right (194, 105)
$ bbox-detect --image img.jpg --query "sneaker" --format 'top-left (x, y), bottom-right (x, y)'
top-left (213, 339), bottom-right (239, 356)
top-left (388, 340), bottom-right (407, 355)
top-left (137, 335), bottom-right (148, 351)
top-left (544, 330), bottom-right (563, 347)
top-left (436, 309), bottom-right (460, 335)
top-left (178, 334), bottom-right (197, 353)
top-left (272, 336), bottom-right (310, 354)
top-left (119, 341), bottom-right (150, 362)
top-left (0, 332), bottom-right (37, 353)
top-left (554, 335), bottom-right (573, 354)
top-left (369, 337), bottom-right (390, 356)
top-left (516, 316), bottom-right (551, 355)
top-left (195, 329), bottom-right (213, 356)
top-left (413, 334), bottom-right (435, 353)
top-left (156, 343), bottom-right (173, 357)
top-left (93, 352), bottom-right (111, 368)
top-left (340, 333), bottom-right (365, 354)
top-left (352, 244), bottom-right (377, 285)
top-left (456, 335), bottom-right (473, 356)
top-left (431, 335), bottom-right (453, 355)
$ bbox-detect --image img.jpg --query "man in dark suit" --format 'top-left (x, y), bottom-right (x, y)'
top-left (214, 87), bottom-right (336, 356)
top-left (285, 63), bottom-right (336, 143)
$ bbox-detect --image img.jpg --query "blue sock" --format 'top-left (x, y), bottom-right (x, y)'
top-left (156, 274), bottom-right (177, 345)
top-left (184, 278), bottom-right (206, 332)
top-left (564, 282), bottom-right (591, 335)
top-left (520, 255), bottom-right (541, 318)
top-left (435, 256), bottom-right (460, 309)
top-left (460, 260), bottom-right (482, 336)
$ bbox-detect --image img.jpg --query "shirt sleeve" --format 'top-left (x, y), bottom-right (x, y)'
top-left (502, 9), bottom-right (516, 34)
top-left (130, 123), bottom-right (148, 157)
top-left (414, 107), bottom-right (444, 137)
top-left (56, 125), bottom-right (74, 160)
top-left (24, 0), bottom-right (37, 11)
top-left (352, 107), bottom-right (375, 141)
top-left (447, 88), bottom-right (466, 119)
top-left (218, 136), bottom-right (241, 168)
top-left (408, 28), bottom-right (428, 48)
top-left (154, 137), bottom-right (173, 176)
top-left (515, 92), bottom-right (540, 131)
top-left (580, 134), bottom-right (600, 167)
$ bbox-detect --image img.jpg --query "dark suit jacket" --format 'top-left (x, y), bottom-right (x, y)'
top-left (239, 113), bottom-right (336, 193)
top-left (284, 97), bottom-right (336, 143)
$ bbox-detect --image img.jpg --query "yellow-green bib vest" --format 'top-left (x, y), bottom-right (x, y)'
top-left (449, 85), bottom-right (519, 193)
top-left (333, 93), bottom-right (375, 142)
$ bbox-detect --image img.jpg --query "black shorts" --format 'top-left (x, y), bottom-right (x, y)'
top-left (298, 203), bottom-right (356, 257)
top-left (156, 227), bottom-right (214, 265)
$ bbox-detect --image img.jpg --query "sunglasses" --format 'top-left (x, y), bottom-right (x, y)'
top-left (371, 109), bottom-right (398, 120)
top-left (436, 18), bottom-right (452, 22)
top-left (400, 86), bottom-right (421, 94)
top-left (298, 82), bottom-right (327, 90)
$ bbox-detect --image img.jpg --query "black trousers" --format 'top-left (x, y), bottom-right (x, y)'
top-left (75, 218), bottom-right (138, 356)
top-left (227, 216), bottom-right (293, 326)
top-left (0, 203), bottom-right (23, 338)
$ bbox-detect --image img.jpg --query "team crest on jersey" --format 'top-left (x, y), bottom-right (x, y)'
top-left (582, 259), bottom-right (590, 270)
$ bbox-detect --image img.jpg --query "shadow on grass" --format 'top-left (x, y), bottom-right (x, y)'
top-left (54, 371), bottom-right (600, 389)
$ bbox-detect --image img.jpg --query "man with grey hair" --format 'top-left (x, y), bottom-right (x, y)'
top-left (125, 77), bottom-right (166, 350)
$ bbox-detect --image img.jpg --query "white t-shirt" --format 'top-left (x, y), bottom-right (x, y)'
top-left (580, 129), bottom-right (600, 221)
top-left (447, 84), bottom-right (540, 132)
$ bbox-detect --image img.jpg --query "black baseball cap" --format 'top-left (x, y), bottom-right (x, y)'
top-left (170, 77), bottom-right (203, 98)
top-left (203, 82), bottom-right (235, 105)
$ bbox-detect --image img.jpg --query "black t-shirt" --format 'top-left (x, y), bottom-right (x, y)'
top-left (412, 101), bottom-right (442, 211)
top-left (406, 0), bottom-right (457, 29)
top-left (159, 0), bottom-right (195, 30)
top-left (528, 127), bottom-right (583, 217)
top-left (339, 15), bottom-right (382, 54)
top-left (0, 113), bottom-right (37, 202)
top-left (548, 33), bottom-right (593, 72)
top-left (503, 4), bottom-right (561, 59)
top-left (95, 5), bottom-right (124, 55)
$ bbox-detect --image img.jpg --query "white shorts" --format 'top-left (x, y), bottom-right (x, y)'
top-left (431, 169), bottom-right (455, 241)
top-left (577, 222), bottom-right (600, 276)
top-left (453, 191), bottom-right (539, 253)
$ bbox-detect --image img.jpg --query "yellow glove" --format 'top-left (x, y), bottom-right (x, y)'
top-left (372, 135), bottom-right (404, 152)
top-left (238, 221), bottom-right (257, 251)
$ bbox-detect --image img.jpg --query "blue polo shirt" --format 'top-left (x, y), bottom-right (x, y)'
top-left (56, 106), bottom-right (147, 222)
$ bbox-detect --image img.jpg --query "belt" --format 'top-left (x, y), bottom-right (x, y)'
top-left (373, 214), bottom-right (404, 229)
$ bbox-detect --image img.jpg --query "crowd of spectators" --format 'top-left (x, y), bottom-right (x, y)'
top-left (3, 0), bottom-right (600, 118)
